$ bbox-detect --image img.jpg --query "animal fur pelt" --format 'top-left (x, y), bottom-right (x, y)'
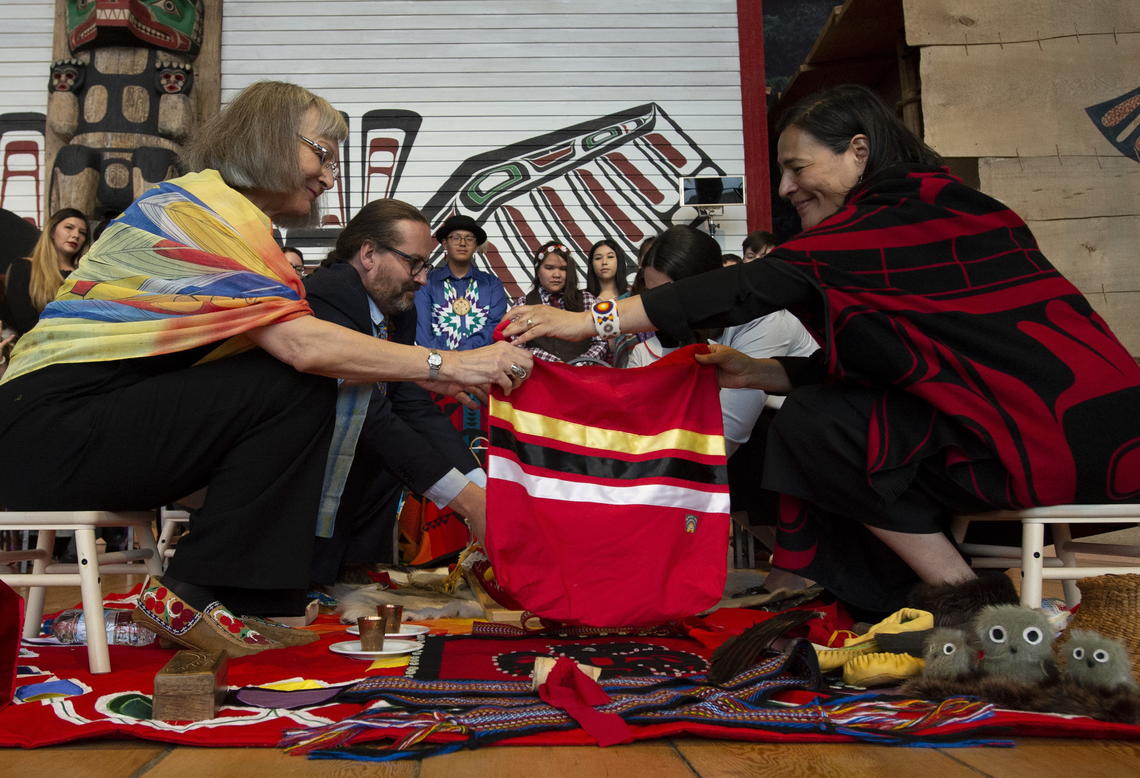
top-left (908, 574), bottom-right (1018, 628)
top-left (337, 582), bottom-right (484, 623)
top-left (901, 675), bottom-right (1140, 725)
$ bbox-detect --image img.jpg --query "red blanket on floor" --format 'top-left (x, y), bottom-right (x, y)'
top-left (2, 595), bottom-right (1138, 750)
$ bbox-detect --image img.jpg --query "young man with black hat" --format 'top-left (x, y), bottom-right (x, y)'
top-left (414, 214), bottom-right (507, 351)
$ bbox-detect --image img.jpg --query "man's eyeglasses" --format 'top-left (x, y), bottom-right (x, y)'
top-left (297, 134), bottom-right (340, 175)
top-left (381, 244), bottom-right (429, 277)
top-left (446, 234), bottom-right (477, 245)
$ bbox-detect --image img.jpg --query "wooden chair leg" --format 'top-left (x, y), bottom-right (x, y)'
top-left (74, 525), bottom-right (110, 674)
top-left (134, 515), bottom-right (164, 577)
top-left (22, 528), bottom-right (53, 640)
top-left (1051, 522), bottom-right (1081, 607)
top-left (1020, 520), bottom-right (1045, 608)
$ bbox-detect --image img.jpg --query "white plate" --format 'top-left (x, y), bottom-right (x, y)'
top-left (329, 639), bottom-right (422, 659)
top-left (345, 623), bottom-right (430, 638)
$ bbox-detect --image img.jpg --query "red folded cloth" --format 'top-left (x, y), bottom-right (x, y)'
top-left (537, 657), bottom-right (632, 747)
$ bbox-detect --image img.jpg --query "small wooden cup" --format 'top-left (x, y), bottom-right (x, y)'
top-left (378, 604), bottom-right (403, 634)
top-left (357, 616), bottom-right (386, 652)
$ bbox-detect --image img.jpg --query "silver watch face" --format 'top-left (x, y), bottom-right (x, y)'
top-left (427, 352), bottom-right (443, 367)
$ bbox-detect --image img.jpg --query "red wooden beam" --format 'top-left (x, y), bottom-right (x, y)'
top-left (737, 0), bottom-right (771, 231)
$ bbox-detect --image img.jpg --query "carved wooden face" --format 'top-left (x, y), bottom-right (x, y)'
top-left (67, 0), bottom-right (204, 55)
top-left (156, 63), bottom-right (193, 95)
top-left (50, 61), bottom-right (85, 93)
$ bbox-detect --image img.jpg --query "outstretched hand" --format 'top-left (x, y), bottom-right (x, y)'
top-left (419, 341), bottom-right (535, 403)
top-left (694, 344), bottom-right (792, 392)
top-left (500, 304), bottom-right (593, 346)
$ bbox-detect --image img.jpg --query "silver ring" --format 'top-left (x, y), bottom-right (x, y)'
top-left (509, 363), bottom-right (528, 380)
top-left (526, 318), bottom-right (534, 328)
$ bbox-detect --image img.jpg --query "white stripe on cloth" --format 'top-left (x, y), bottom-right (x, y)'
top-left (489, 455), bottom-right (730, 514)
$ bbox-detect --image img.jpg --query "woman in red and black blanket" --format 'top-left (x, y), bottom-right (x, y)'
top-left (505, 84), bottom-right (1140, 616)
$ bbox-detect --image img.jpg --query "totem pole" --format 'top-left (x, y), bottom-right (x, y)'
top-left (47, 0), bottom-right (204, 220)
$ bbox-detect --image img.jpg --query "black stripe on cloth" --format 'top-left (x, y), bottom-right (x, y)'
top-left (490, 427), bottom-right (727, 486)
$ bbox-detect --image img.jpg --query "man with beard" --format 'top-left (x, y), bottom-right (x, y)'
top-left (305, 200), bottom-right (487, 584)
top-left (415, 214), bottom-right (506, 351)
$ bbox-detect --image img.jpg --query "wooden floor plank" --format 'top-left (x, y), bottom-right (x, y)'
top-left (418, 743), bottom-right (696, 778)
top-left (672, 738), bottom-right (982, 777)
top-left (142, 746), bottom-right (418, 777)
top-left (946, 738), bottom-right (1140, 778)
top-left (1, 741), bottom-right (169, 778)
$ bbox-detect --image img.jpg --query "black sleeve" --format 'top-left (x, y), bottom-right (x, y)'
top-left (356, 388), bottom-right (461, 495)
top-left (773, 349), bottom-right (828, 386)
top-left (389, 382), bottom-right (478, 475)
top-left (4, 260), bottom-right (41, 336)
top-left (640, 257), bottom-right (819, 346)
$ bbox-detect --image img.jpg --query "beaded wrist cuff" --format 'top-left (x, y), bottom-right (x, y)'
top-left (591, 300), bottom-right (620, 338)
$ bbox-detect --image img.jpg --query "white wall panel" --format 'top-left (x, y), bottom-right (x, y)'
top-left (0, 0), bottom-right (53, 226)
top-left (0, 1), bottom-right (749, 289)
top-left (221, 0), bottom-right (748, 289)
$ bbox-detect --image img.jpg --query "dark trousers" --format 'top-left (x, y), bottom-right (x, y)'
top-left (310, 452), bottom-right (403, 586)
top-left (0, 350), bottom-right (336, 596)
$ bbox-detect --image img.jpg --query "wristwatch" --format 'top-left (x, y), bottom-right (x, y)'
top-left (426, 349), bottom-right (443, 380)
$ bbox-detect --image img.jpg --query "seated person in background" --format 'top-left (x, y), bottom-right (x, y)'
top-left (512, 241), bottom-right (607, 365)
top-left (721, 253), bottom-right (742, 266)
top-left (3, 208), bottom-right (88, 336)
top-left (416, 215), bottom-right (507, 351)
top-left (742, 230), bottom-right (776, 261)
top-left (305, 200), bottom-right (488, 584)
top-left (584, 239), bottom-right (631, 301)
top-left (282, 245), bottom-right (306, 277)
top-left (626, 225), bottom-right (818, 457)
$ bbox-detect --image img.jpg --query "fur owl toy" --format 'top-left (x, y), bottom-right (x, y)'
top-left (1062, 630), bottom-right (1138, 692)
top-left (921, 628), bottom-right (979, 681)
top-left (975, 605), bottom-right (1058, 685)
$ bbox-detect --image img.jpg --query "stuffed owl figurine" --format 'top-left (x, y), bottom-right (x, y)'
top-left (1062, 630), bottom-right (1138, 692)
top-left (975, 605), bottom-right (1058, 685)
top-left (921, 628), bottom-right (978, 681)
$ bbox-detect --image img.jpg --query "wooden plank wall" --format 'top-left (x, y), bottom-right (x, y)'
top-left (903, 0), bottom-right (1140, 353)
top-left (222, 0), bottom-right (747, 285)
top-left (0, 1), bottom-right (54, 226)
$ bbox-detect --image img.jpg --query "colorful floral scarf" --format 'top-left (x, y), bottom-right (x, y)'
top-left (2, 170), bottom-right (310, 383)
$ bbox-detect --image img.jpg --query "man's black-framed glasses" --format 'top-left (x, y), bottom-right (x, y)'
top-left (381, 244), bottom-right (429, 276)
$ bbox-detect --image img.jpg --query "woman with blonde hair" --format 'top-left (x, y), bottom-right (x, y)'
top-left (0, 81), bottom-right (531, 657)
top-left (3, 207), bottom-right (88, 335)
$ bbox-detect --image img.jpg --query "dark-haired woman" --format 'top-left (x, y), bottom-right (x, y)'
top-left (585, 239), bottom-right (630, 301)
top-left (505, 84), bottom-right (1140, 615)
top-left (512, 241), bottom-right (607, 365)
top-left (627, 225), bottom-right (816, 456)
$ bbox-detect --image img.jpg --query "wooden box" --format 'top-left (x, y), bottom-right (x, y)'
top-left (152, 649), bottom-right (228, 722)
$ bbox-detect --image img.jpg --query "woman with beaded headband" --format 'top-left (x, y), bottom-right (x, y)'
top-left (512, 241), bottom-right (607, 365)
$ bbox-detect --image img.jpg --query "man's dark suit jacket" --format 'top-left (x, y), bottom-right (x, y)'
top-left (304, 262), bottom-right (475, 580)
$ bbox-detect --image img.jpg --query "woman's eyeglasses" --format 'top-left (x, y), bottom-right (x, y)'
top-left (297, 134), bottom-right (340, 175)
top-left (381, 244), bottom-right (428, 276)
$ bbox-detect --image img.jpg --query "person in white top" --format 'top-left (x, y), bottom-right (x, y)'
top-left (626, 226), bottom-right (817, 457)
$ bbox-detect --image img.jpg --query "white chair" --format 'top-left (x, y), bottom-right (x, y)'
top-left (952, 504), bottom-right (1140, 608)
top-left (0, 510), bottom-right (162, 673)
top-left (156, 506), bottom-right (192, 565)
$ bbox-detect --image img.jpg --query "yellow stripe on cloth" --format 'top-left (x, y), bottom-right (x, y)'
top-left (491, 399), bottom-right (724, 458)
